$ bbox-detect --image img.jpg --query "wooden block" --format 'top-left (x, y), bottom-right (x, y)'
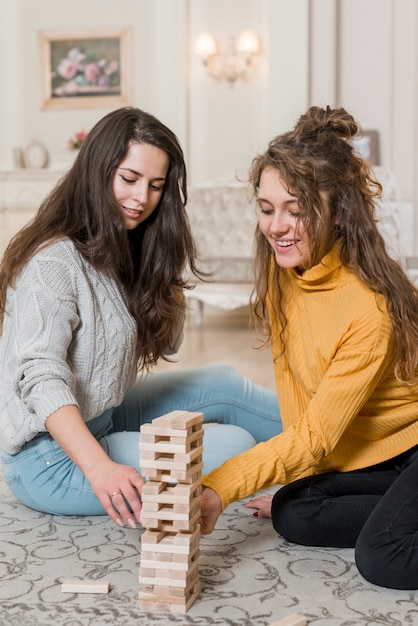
top-left (61, 579), bottom-right (110, 594)
top-left (138, 599), bottom-right (188, 614)
top-left (140, 432), bottom-right (188, 444)
top-left (139, 569), bottom-right (199, 598)
top-left (138, 410), bottom-right (203, 615)
top-left (140, 545), bottom-right (199, 564)
top-left (141, 481), bottom-right (166, 496)
top-left (172, 528), bottom-right (200, 546)
top-left (152, 550), bottom-right (199, 565)
top-left (141, 527), bottom-right (200, 555)
top-left (142, 480), bottom-right (201, 505)
top-left (140, 529), bottom-right (166, 545)
top-left (140, 430), bottom-right (203, 453)
top-left (173, 503), bottom-right (190, 514)
top-left (138, 579), bottom-right (200, 614)
top-left (173, 447), bottom-right (203, 464)
top-left (138, 581), bottom-right (200, 613)
top-left (141, 501), bottom-right (162, 513)
top-left (140, 549), bottom-right (199, 572)
top-left (172, 464), bottom-right (203, 483)
top-left (152, 585), bottom-right (187, 597)
top-left (139, 563), bottom-right (199, 598)
top-left (140, 447), bottom-right (202, 472)
top-left (139, 558), bottom-right (199, 587)
top-left (141, 499), bottom-right (200, 523)
top-left (142, 504), bottom-right (201, 532)
top-left (140, 423), bottom-right (202, 441)
top-left (141, 458), bottom-right (191, 472)
top-left (139, 587), bottom-right (187, 603)
top-left (141, 550), bottom-right (197, 565)
top-left (152, 410), bottom-right (203, 430)
top-left (141, 502), bottom-right (195, 519)
top-left (144, 461), bottom-right (203, 484)
top-left (141, 445), bottom-right (203, 465)
top-left (141, 463), bottom-right (203, 485)
top-left (268, 615), bottom-right (308, 626)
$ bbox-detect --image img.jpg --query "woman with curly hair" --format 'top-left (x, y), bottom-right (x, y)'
top-left (0, 107), bottom-right (281, 528)
top-left (199, 105), bottom-right (418, 589)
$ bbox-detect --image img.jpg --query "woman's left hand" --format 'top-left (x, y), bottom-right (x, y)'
top-left (245, 494), bottom-right (273, 518)
top-left (198, 486), bottom-right (222, 534)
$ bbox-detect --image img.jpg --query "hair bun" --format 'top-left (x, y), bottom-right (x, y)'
top-left (294, 105), bottom-right (359, 141)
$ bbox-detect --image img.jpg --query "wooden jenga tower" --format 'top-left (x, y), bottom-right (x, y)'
top-left (138, 410), bottom-right (204, 614)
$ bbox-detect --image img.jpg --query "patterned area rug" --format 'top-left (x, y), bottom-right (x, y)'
top-left (1, 473), bottom-right (417, 626)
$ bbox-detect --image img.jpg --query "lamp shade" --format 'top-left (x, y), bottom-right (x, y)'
top-left (195, 32), bottom-right (218, 57)
top-left (236, 30), bottom-right (260, 54)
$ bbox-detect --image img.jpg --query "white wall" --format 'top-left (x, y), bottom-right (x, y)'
top-left (0, 0), bottom-right (417, 247)
top-left (0, 0), bottom-right (25, 169)
top-left (187, 0), bottom-right (309, 185)
top-left (309, 0), bottom-right (417, 248)
top-left (339, 0), bottom-right (416, 202)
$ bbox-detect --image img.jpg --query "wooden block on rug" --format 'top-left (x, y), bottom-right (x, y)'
top-left (269, 614), bottom-right (308, 626)
top-left (61, 579), bottom-right (110, 594)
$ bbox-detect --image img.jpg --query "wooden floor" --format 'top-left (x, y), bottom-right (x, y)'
top-left (154, 306), bottom-right (276, 392)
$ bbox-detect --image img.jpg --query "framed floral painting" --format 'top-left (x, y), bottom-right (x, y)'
top-left (39, 27), bottom-right (132, 110)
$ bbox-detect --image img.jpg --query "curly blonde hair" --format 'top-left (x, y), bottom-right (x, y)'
top-left (249, 105), bottom-right (418, 382)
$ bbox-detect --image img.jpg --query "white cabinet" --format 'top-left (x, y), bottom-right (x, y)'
top-left (0, 170), bottom-right (64, 255)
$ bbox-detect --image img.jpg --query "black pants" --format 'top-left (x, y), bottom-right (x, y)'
top-left (271, 446), bottom-right (418, 589)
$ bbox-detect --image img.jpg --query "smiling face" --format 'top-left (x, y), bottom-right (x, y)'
top-left (257, 166), bottom-right (312, 271)
top-left (112, 142), bottom-right (169, 230)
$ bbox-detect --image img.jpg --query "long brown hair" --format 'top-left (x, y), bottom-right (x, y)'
top-left (0, 107), bottom-right (202, 371)
top-left (249, 105), bottom-right (418, 382)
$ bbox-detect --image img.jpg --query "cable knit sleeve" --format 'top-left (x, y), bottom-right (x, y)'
top-left (11, 246), bottom-right (81, 425)
top-left (0, 239), bottom-right (138, 454)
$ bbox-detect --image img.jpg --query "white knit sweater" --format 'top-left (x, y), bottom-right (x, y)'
top-left (0, 238), bottom-right (171, 455)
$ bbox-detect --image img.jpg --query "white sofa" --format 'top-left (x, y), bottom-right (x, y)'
top-left (185, 184), bottom-right (255, 323)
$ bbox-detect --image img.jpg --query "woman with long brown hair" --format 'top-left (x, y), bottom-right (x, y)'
top-left (199, 105), bottom-right (418, 589)
top-left (0, 107), bottom-right (281, 528)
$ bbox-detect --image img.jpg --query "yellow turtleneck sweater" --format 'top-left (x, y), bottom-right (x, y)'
top-left (202, 247), bottom-right (418, 510)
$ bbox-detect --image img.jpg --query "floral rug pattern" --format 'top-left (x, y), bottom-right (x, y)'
top-left (0, 476), bottom-right (417, 626)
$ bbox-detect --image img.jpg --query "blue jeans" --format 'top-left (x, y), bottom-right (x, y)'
top-left (1, 365), bottom-right (281, 516)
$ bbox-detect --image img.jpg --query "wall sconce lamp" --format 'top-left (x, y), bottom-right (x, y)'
top-left (195, 30), bottom-right (260, 85)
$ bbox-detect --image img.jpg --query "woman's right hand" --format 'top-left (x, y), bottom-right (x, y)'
top-left (46, 405), bottom-right (144, 528)
top-left (85, 460), bottom-right (144, 528)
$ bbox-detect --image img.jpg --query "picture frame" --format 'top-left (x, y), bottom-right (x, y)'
top-left (352, 130), bottom-right (380, 166)
top-left (39, 27), bottom-right (132, 110)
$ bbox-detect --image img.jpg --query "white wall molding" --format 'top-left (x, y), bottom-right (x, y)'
top-left (309, 0), bottom-right (338, 107)
top-left (0, 0), bottom-right (25, 170)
